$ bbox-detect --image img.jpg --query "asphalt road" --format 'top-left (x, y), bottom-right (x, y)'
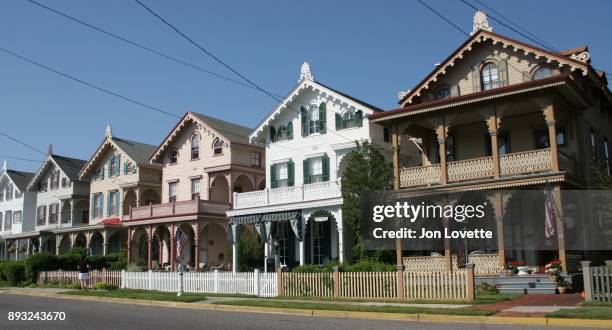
top-left (0, 294), bottom-right (595, 330)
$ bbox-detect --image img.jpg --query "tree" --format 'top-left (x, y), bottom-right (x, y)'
top-left (341, 141), bottom-right (393, 262)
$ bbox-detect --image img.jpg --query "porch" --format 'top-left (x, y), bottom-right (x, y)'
top-left (232, 181), bottom-right (341, 209)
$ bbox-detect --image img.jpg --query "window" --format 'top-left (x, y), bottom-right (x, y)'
top-left (49, 204), bottom-right (58, 224)
top-left (535, 127), bottom-right (566, 149)
top-left (191, 178), bottom-right (200, 200)
top-left (61, 178), bottom-right (69, 188)
top-left (276, 222), bottom-right (290, 267)
top-left (533, 66), bottom-right (553, 80)
top-left (0, 188), bottom-right (3, 202)
top-left (191, 134), bottom-right (200, 160)
top-left (312, 219), bottom-right (328, 265)
top-left (302, 102), bottom-right (326, 136)
top-left (109, 191), bottom-right (119, 216)
top-left (12, 211), bottom-right (21, 224)
top-left (5, 184), bottom-right (13, 201)
top-left (169, 149), bottom-right (179, 164)
top-left (275, 163), bottom-right (289, 188)
top-left (342, 111), bottom-right (356, 129)
top-left (213, 138), bottom-right (223, 155)
top-left (169, 182), bottom-right (177, 202)
top-left (109, 156), bottom-right (118, 177)
top-left (303, 155), bottom-right (330, 184)
top-left (590, 130), bottom-right (597, 160)
top-left (481, 63), bottom-right (500, 91)
top-left (336, 110), bottom-right (363, 130)
top-left (486, 133), bottom-right (511, 156)
top-left (14, 189), bottom-right (22, 199)
top-left (93, 193), bottom-right (103, 219)
top-left (309, 158), bottom-right (323, 183)
top-left (251, 152), bottom-right (261, 167)
top-left (604, 138), bottom-right (610, 175)
top-left (0, 213), bottom-right (2, 230)
top-left (37, 206), bottom-right (46, 225)
top-left (4, 211), bottom-right (12, 231)
top-left (446, 135), bottom-right (456, 162)
top-left (383, 127), bottom-right (391, 143)
top-left (276, 126), bottom-right (286, 141)
top-left (434, 87), bottom-right (451, 100)
top-left (309, 105), bottom-right (320, 134)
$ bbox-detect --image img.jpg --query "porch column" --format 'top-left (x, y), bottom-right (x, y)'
top-left (195, 222), bottom-right (200, 271)
top-left (170, 224), bottom-right (176, 271)
top-left (127, 227), bottom-right (132, 264)
top-left (15, 239), bottom-right (19, 261)
top-left (55, 235), bottom-right (61, 255)
top-left (543, 102), bottom-right (560, 172)
top-left (553, 184), bottom-right (568, 272)
top-left (487, 112), bottom-right (501, 178)
top-left (231, 225), bottom-right (237, 273)
top-left (299, 218), bottom-right (306, 266)
top-left (26, 238), bottom-right (32, 257)
top-left (490, 192), bottom-right (506, 270)
top-left (102, 230), bottom-right (108, 256)
top-left (443, 219), bottom-right (452, 271)
top-left (436, 120), bottom-right (448, 184)
top-left (392, 124), bottom-right (403, 266)
top-left (135, 188), bottom-right (142, 207)
top-left (147, 225), bottom-right (153, 270)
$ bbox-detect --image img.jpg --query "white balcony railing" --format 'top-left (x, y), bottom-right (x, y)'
top-left (233, 181), bottom-right (342, 209)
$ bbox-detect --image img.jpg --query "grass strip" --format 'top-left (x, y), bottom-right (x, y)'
top-left (217, 299), bottom-right (495, 316)
top-left (545, 307), bottom-right (612, 320)
top-left (272, 293), bottom-right (520, 305)
top-left (61, 289), bottom-right (208, 303)
top-left (580, 301), bottom-right (612, 307)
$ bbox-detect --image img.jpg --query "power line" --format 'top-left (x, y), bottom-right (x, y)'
top-left (22, 0), bottom-right (282, 98)
top-left (0, 133), bottom-right (47, 155)
top-left (458, 0), bottom-right (557, 52)
top-left (0, 155), bottom-right (43, 163)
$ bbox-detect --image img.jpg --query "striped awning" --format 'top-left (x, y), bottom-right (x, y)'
top-left (261, 211), bottom-right (300, 222)
top-left (228, 214), bottom-right (261, 225)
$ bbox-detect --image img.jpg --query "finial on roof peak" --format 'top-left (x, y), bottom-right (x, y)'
top-left (2, 160), bottom-right (6, 172)
top-left (48, 144), bottom-right (53, 156)
top-left (105, 124), bottom-right (112, 138)
top-left (300, 61), bottom-right (314, 82)
top-left (471, 10), bottom-right (492, 35)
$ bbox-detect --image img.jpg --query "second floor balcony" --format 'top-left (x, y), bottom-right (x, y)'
top-left (233, 180), bottom-right (342, 209)
top-left (124, 199), bottom-right (230, 222)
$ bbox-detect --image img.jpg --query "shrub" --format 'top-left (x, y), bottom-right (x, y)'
top-left (476, 282), bottom-right (499, 294)
top-left (24, 253), bottom-right (57, 283)
top-left (237, 229), bottom-right (264, 272)
top-left (92, 282), bottom-right (119, 291)
top-left (127, 263), bottom-right (142, 272)
top-left (343, 259), bottom-right (395, 272)
top-left (3, 261), bottom-right (26, 285)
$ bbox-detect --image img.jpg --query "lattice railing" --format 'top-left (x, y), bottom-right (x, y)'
top-left (500, 148), bottom-right (551, 175)
top-left (448, 157), bottom-right (493, 182)
top-left (468, 254), bottom-right (502, 275)
top-left (399, 164), bottom-right (441, 187)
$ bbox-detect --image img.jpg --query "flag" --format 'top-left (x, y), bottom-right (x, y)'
top-left (544, 191), bottom-right (556, 239)
top-left (175, 229), bottom-right (188, 259)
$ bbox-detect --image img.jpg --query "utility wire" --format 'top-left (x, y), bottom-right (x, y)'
top-left (0, 155), bottom-right (43, 163)
top-left (23, 0), bottom-right (282, 97)
top-left (0, 132), bottom-right (47, 155)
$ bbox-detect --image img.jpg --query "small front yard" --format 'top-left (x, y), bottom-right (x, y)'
top-left (273, 292), bottom-right (520, 305)
top-left (217, 299), bottom-right (495, 316)
top-left (545, 306), bottom-right (612, 320)
top-left (61, 289), bottom-right (208, 303)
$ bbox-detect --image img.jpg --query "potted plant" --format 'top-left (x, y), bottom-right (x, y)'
top-left (545, 260), bottom-right (562, 281)
top-left (503, 262), bottom-right (517, 275)
top-left (557, 279), bottom-right (569, 294)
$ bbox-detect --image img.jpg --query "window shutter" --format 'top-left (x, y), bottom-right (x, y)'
top-left (116, 155), bottom-right (121, 176)
top-left (335, 113), bottom-right (342, 130)
top-left (303, 159), bottom-right (310, 184)
top-left (322, 154), bottom-right (330, 181)
top-left (107, 158), bottom-right (113, 178)
top-left (91, 195), bottom-right (95, 218)
top-left (318, 102), bottom-right (327, 133)
top-left (270, 164), bottom-right (277, 188)
top-left (355, 110), bottom-right (363, 127)
top-left (286, 122), bottom-right (293, 139)
top-left (287, 160), bottom-right (294, 187)
top-left (106, 193), bottom-right (111, 217)
top-left (301, 106), bottom-right (308, 136)
top-left (115, 191), bottom-right (120, 216)
top-left (123, 162), bottom-right (127, 175)
top-left (269, 126), bottom-right (276, 142)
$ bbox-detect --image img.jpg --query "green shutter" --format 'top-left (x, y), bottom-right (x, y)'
top-left (303, 158), bottom-right (310, 184)
top-left (286, 122), bottom-right (293, 139)
top-left (91, 195), bottom-right (95, 218)
top-left (115, 191), bottom-right (120, 216)
top-left (318, 102), bottom-right (326, 133)
top-left (270, 164), bottom-right (277, 188)
top-left (107, 158), bottom-right (113, 178)
top-left (301, 106), bottom-right (308, 136)
top-left (355, 110), bottom-right (363, 127)
top-left (106, 193), bottom-right (110, 217)
top-left (269, 126), bottom-right (276, 142)
top-left (335, 113), bottom-right (343, 130)
top-left (322, 154), bottom-right (330, 181)
top-left (123, 162), bottom-right (127, 175)
top-left (287, 161), bottom-right (294, 187)
top-left (116, 155), bottom-right (121, 176)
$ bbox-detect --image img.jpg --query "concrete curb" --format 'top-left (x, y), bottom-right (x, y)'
top-left (2, 289), bottom-right (610, 328)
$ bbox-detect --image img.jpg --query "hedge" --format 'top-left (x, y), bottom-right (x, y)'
top-left (291, 259), bottom-right (396, 273)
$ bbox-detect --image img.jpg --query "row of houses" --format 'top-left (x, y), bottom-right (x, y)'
top-left (1, 12), bottom-right (611, 274)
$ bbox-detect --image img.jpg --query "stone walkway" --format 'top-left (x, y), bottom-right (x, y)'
top-left (474, 293), bottom-right (583, 317)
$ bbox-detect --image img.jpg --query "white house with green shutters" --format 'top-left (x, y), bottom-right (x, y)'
top-left (227, 63), bottom-right (389, 269)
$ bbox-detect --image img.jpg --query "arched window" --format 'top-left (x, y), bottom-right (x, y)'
top-left (276, 126), bottom-right (286, 141)
top-left (533, 66), bottom-right (553, 80)
top-left (169, 149), bottom-right (178, 164)
top-left (434, 87), bottom-right (451, 100)
top-left (481, 63), bottom-right (500, 91)
top-left (342, 111), bottom-right (356, 128)
top-left (213, 138), bottom-right (223, 155)
top-left (309, 104), bottom-right (320, 134)
top-left (191, 134), bottom-right (200, 160)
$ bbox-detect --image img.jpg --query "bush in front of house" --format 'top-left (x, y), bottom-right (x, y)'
top-left (290, 259), bottom-right (395, 273)
top-left (92, 281), bottom-right (119, 291)
top-left (1, 261), bottom-right (26, 285)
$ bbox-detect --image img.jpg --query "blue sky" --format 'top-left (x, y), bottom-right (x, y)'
top-left (1, 0), bottom-right (611, 172)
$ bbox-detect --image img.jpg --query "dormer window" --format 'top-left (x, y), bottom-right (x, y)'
top-left (169, 149), bottom-right (179, 164)
top-left (481, 63), bottom-right (500, 91)
top-left (213, 138), bottom-right (223, 155)
top-left (5, 184), bottom-right (13, 201)
top-left (301, 102), bottom-right (327, 136)
top-left (434, 87), bottom-right (451, 100)
top-left (533, 66), bottom-right (553, 80)
top-left (191, 134), bottom-right (200, 160)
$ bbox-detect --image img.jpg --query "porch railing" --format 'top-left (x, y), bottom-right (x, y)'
top-left (125, 199), bottom-right (230, 221)
top-left (400, 148), bottom-right (559, 188)
top-left (233, 181), bottom-right (341, 209)
top-left (404, 254), bottom-right (501, 276)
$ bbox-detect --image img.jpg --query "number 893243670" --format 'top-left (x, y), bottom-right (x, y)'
top-left (8, 311), bottom-right (66, 321)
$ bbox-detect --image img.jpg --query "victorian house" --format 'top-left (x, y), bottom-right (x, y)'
top-left (68, 125), bottom-right (162, 256)
top-left (123, 112), bottom-right (264, 271)
top-left (369, 12), bottom-right (612, 277)
top-left (227, 63), bottom-right (390, 271)
top-left (0, 161), bottom-right (36, 260)
top-left (24, 146), bottom-right (89, 255)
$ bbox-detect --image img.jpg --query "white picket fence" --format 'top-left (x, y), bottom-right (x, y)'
top-left (582, 261), bottom-right (612, 302)
top-left (38, 270), bottom-right (122, 287)
top-left (122, 270), bottom-right (277, 297)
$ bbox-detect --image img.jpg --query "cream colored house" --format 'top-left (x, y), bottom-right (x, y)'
top-left (371, 12), bottom-right (612, 275)
top-left (123, 112), bottom-right (264, 271)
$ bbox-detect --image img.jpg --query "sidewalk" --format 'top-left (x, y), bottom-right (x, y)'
top-left (474, 294), bottom-right (583, 317)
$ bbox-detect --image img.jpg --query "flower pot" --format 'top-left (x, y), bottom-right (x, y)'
top-left (558, 287), bottom-right (566, 294)
top-left (505, 269), bottom-right (514, 276)
top-left (517, 266), bottom-right (530, 275)
top-left (549, 273), bottom-right (559, 282)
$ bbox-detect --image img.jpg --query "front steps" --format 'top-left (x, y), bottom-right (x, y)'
top-left (477, 274), bottom-right (559, 294)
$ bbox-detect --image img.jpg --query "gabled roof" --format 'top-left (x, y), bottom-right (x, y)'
top-left (150, 112), bottom-right (257, 163)
top-left (78, 129), bottom-right (159, 180)
top-left (26, 154), bottom-right (87, 191)
top-left (398, 29), bottom-right (591, 105)
top-left (2, 169), bottom-right (35, 192)
top-left (249, 78), bottom-right (383, 143)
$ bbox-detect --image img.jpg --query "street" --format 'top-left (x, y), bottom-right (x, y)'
top-left (0, 294), bottom-right (596, 330)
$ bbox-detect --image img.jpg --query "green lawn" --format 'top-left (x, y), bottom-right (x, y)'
top-left (273, 293), bottom-right (519, 305)
top-left (217, 299), bottom-right (495, 316)
top-left (545, 307), bottom-right (612, 320)
top-left (61, 289), bottom-right (208, 303)
top-left (581, 301), bottom-right (612, 307)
